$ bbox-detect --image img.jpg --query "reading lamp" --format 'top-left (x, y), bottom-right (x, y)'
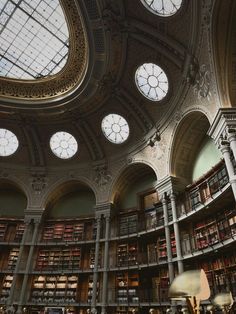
top-left (168, 269), bottom-right (210, 314)
top-left (213, 292), bottom-right (234, 313)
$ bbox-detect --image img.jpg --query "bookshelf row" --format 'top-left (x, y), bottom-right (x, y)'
top-left (0, 221), bottom-right (25, 243)
top-left (177, 161), bottom-right (228, 216)
top-left (0, 271), bottom-right (171, 305)
top-left (181, 208), bottom-right (236, 254)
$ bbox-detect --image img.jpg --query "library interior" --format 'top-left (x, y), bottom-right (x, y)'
top-left (0, 0), bottom-right (236, 313)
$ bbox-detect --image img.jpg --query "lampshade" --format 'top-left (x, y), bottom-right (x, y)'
top-left (213, 292), bottom-right (234, 308)
top-left (169, 269), bottom-right (210, 300)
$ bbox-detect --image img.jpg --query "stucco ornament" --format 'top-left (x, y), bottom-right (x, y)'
top-left (31, 173), bottom-right (47, 194)
top-left (193, 64), bottom-right (211, 101)
top-left (94, 165), bottom-right (112, 190)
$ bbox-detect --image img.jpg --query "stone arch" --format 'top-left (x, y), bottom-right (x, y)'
top-left (0, 177), bottom-right (28, 217)
top-left (41, 177), bottom-right (97, 215)
top-left (110, 161), bottom-right (158, 207)
top-left (169, 111), bottom-right (211, 184)
top-left (211, 0), bottom-right (236, 108)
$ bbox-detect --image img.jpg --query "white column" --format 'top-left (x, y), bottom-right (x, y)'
top-left (219, 140), bottom-right (236, 200)
top-left (101, 215), bottom-right (110, 314)
top-left (227, 130), bottom-right (236, 163)
top-left (170, 192), bottom-right (184, 274)
top-left (91, 216), bottom-right (101, 310)
top-left (162, 195), bottom-right (174, 283)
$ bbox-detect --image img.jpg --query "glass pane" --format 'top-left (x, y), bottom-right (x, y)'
top-left (0, 0), bottom-right (69, 79)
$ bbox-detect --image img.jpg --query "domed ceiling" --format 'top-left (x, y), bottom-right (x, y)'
top-left (0, 0), bottom-right (219, 168)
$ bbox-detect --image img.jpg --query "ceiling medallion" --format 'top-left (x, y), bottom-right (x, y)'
top-left (0, 0), bottom-right (88, 101)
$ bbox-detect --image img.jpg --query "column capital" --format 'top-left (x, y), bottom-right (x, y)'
top-left (156, 176), bottom-right (185, 197)
top-left (227, 127), bottom-right (236, 141)
top-left (208, 108), bottom-right (236, 143)
top-left (218, 137), bottom-right (230, 152)
top-left (94, 202), bottom-right (113, 217)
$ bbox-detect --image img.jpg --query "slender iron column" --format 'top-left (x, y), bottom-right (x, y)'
top-left (162, 195), bottom-right (174, 283)
top-left (101, 215), bottom-right (110, 314)
top-left (170, 192), bottom-right (184, 274)
top-left (16, 220), bottom-right (40, 314)
top-left (91, 216), bottom-right (101, 311)
top-left (7, 220), bottom-right (30, 307)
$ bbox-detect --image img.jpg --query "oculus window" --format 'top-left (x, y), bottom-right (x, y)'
top-left (0, 0), bottom-right (69, 79)
top-left (141, 0), bottom-right (182, 17)
top-left (0, 128), bottom-right (19, 156)
top-left (50, 131), bottom-right (78, 159)
top-left (101, 114), bottom-right (129, 144)
top-left (135, 63), bottom-right (169, 101)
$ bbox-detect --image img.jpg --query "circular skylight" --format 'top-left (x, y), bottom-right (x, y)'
top-left (50, 131), bottom-right (78, 159)
top-left (101, 114), bottom-right (129, 144)
top-left (0, 128), bottom-right (19, 157)
top-left (135, 63), bottom-right (169, 101)
top-left (141, 0), bottom-right (182, 16)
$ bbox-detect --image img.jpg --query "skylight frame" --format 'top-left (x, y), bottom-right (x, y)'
top-left (0, 0), bottom-right (69, 80)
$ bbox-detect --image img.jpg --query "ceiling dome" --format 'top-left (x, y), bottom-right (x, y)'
top-left (0, 0), bottom-right (217, 170)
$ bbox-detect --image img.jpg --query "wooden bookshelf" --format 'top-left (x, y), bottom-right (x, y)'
top-left (14, 223), bottom-right (25, 242)
top-left (119, 214), bottom-right (138, 236)
top-left (87, 274), bottom-right (99, 304)
top-left (0, 220), bottom-right (25, 242)
top-left (0, 274), bottom-right (13, 304)
top-left (116, 272), bottom-right (139, 304)
top-left (36, 247), bottom-right (81, 270)
top-left (30, 275), bottom-right (78, 304)
top-left (117, 243), bottom-right (138, 267)
top-left (89, 246), bottom-right (102, 269)
top-left (151, 269), bottom-right (169, 302)
top-left (42, 222), bottom-right (84, 242)
top-left (0, 223), bottom-right (7, 242)
top-left (8, 247), bottom-right (19, 270)
top-left (157, 236), bottom-right (167, 259)
top-left (145, 204), bottom-right (163, 230)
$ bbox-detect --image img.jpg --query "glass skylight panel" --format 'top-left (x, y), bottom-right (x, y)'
top-left (50, 131), bottom-right (78, 159)
top-left (135, 63), bottom-right (169, 101)
top-left (141, 0), bottom-right (182, 16)
top-left (0, 0), bottom-right (69, 79)
top-left (101, 114), bottom-right (130, 144)
top-left (0, 128), bottom-right (19, 157)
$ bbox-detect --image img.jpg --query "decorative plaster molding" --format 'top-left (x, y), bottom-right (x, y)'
top-left (30, 172), bottom-right (47, 194)
top-left (193, 64), bottom-right (211, 101)
top-left (93, 164), bottom-right (112, 191)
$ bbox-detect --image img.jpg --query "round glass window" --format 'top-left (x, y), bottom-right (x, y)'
top-left (50, 131), bottom-right (78, 159)
top-left (135, 63), bottom-right (169, 101)
top-left (0, 128), bottom-right (19, 157)
top-left (101, 114), bottom-right (129, 144)
top-left (141, 0), bottom-right (182, 17)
